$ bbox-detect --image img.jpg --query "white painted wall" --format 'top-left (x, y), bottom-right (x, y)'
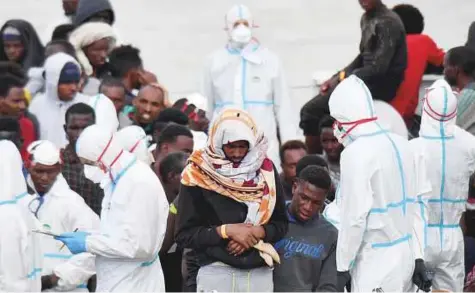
top-left (2, 0), bottom-right (473, 109)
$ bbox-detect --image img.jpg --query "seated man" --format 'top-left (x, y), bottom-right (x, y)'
top-left (273, 165), bottom-right (337, 292)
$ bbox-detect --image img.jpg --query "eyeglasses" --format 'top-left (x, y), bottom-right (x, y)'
top-left (28, 196), bottom-right (44, 218)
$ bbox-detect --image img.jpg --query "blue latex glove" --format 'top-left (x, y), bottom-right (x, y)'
top-left (54, 232), bottom-right (90, 254)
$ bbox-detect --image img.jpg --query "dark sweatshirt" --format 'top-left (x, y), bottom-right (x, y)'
top-left (175, 167), bottom-right (288, 269)
top-left (0, 20), bottom-right (45, 72)
top-left (273, 204), bottom-right (338, 292)
top-left (73, 0), bottom-right (115, 27)
top-left (344, 4), bottom-right (407, 102)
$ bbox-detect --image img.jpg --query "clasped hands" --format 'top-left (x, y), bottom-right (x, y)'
top-left (218, 223), bottom-right (265, 256)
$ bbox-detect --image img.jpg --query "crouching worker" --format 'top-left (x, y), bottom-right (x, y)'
top-left (175, 108), bottom-right (288, 292)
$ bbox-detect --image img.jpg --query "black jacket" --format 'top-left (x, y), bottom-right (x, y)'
top-left (175, 168), bottom-right (288, 269)
top-left (345, 4), bottom-right (407, 102)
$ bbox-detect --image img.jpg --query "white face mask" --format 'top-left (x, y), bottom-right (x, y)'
top-left (231, 24), bottom-right (252, 45)
top-left (332, 123), bottom-right (352, 147)
top-left (84, 165), bottom-right (106, 184)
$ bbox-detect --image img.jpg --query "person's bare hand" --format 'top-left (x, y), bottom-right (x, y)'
top-left (250, 225), bottom-right (266, 240)
top-left (227, 240), bottom-right (248, 256)
top-left (225, 223), bottom-right (258, 249)
top-left (320, 76), bottom-right (339, 95)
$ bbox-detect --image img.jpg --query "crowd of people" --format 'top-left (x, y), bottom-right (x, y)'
top-left (1, 0), bottom-right (475, 291)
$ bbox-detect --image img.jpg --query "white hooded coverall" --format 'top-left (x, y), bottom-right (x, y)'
top-left (0, 141), bottom-right (42, 291)
top-left (410, 80), bottom-right (475, 292)
top-left (329, 76), bottom-right (430, 292)
top-left (202, 5), bottom-right (300, 170)
top-left (17, 140), bottom-right (101, 292)
top-left (115, 125), bottom-right (154, 166)
top-left (323, 100), bottom-right (410, 230)
top-left (75, 125), bottom-right (169, 292)
top-left (88, 93), bottom-right (120, 134)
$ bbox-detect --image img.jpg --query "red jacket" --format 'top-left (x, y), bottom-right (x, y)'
top-left (391, 34), bottom-right (445, 122)
top-left (19, 113), bottom-right (39, 162)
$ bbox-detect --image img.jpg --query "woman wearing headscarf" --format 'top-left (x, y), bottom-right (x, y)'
top-left (0, 19), bottom-right (45, 72)
top-left (69, 21), bottom-right (116, 81)
top-left (176, 108), bottom-right (288, 292)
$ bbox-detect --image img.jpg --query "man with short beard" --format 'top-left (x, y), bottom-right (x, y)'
top-left (119, 84), bottom-right (167, 140)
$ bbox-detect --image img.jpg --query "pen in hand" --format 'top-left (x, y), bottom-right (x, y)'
top-left (59, 228), bottom-right (78, 251)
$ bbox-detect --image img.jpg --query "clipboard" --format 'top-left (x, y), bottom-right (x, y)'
top-left (32, 229), bottom-right (60, 238)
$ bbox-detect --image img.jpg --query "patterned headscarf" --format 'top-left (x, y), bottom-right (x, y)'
top-left (181, 108), bottom-right (276, 225)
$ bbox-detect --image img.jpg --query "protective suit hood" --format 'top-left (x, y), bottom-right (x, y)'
top-left (27, 140), bottom-right (61, 166)
top-left (76, 124), bottom-right (122, 167)
top-left (373, 100), bottom-right (408, 139)
top-left (225, 4), bottom-right (260, 53)
top-left (419, 79), bottom-right (457, 138)
top-left (225, 4), bottom-right (254, 32)
top-left (116, 125), bottom-right (154, 165)
top-left (73, 0), bottom-right (115, 27)
top-left (0, 19), bottom-right (45, 71)
top-left (329, 75), bottom-right (381, 145)
top-left (0, 140), bottom-right (27, 201)
top-left (43, 52), bottom-right (82, 102)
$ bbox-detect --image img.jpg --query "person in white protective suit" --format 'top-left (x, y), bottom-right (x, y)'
top-left (0, 140), bottom-right (42, 291)
top-left (87, 93), bottom-right (120, 133)
top-left (17, 140), bottom-right (100, 292)
top-left (54, 124), bottom-right (169, 292)
top-left (410, 79), bottom-right (475, 292)
top-left (323, 100), bottom-right (409, 229)
top-left (329, 75), bottom-right (432, 292)
top-left (202, 4), bottom-right (300, 171)
top-left (115, 125), bottom-right (154, 166)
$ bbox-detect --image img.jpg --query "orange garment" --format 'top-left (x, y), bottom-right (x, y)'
top-left (391, 34), bottom-right (445, 122)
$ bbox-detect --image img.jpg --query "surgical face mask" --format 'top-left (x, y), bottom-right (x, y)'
top-left (84, 165), bottom-right (106, 184)
top-left (332, 122), bottom-right (352, 147)
top-left (231, 24), bottom-right (252, 45)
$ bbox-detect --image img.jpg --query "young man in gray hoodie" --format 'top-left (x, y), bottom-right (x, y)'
top-left (273, 165), bottom-right (338, 292)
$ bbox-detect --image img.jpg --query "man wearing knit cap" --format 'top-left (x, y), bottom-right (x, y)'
top-left (29, 52), bottom-right (90, 148)
top-left (17, 140), bottom-right (100, 292)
